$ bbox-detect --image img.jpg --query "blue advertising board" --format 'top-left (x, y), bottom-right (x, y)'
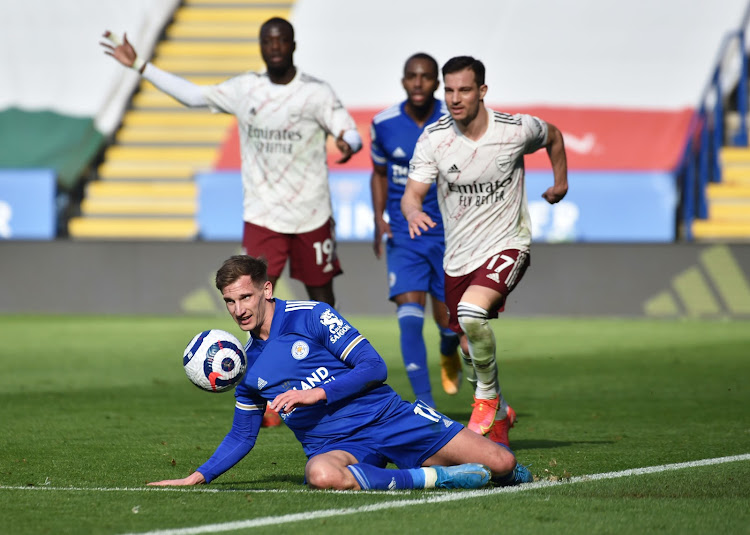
top-left (0, 169), bottom-right (56, 240)
top-left (196, 170), bottom-right (376, 242)
top-left (525, 171), bottom-right (677, 242)
top-left (195, 172), bottom-right (244, 240)
top-left (196, 170), bottom-right (677, 243)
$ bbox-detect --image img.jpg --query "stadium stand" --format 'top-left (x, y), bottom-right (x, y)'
top-left (68, 0), bottom-right (293, 240)
top-left (691, 145), bottom-right (750, 240)
top-left (6, 0), bottom-right (747, 243)
top-left (678, 4), bottom-right (750, 241)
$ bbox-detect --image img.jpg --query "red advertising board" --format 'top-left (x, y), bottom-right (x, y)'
top-left (214, 106), bottom-right (692, 172)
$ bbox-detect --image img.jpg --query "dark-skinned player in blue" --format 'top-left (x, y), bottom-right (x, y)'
top-left (370, 53), bottom-right (462, 409)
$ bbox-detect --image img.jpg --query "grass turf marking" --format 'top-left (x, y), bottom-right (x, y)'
top-left (122, 454), bottom-right (750, 534)
top-left (3, 453), bottom-right (748, 500)
top-left (116, 453), bottom-right (750, 534)
top-left (1, 454), bottom-right (747, 533)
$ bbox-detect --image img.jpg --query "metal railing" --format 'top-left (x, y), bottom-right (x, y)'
top-left (677, 2), bottom-right (750, 240)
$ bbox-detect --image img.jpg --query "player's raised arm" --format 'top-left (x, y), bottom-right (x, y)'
top-left (101, 30), bottom-right (207, 108)
top-left (541, 122), bottom-right (568, 204)
top-left (401, 178), bottom-right (435, 238)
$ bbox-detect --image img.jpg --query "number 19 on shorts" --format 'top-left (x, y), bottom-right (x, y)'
top-left (313, 239), bottom-right (334, 266)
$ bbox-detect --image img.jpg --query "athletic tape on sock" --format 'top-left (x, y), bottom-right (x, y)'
top-left (421, 467), bottom-right (437, 489)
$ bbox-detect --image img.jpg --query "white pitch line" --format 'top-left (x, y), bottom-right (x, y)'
top-left (0, 484), bottom-right (404, 496)
top-left (113, 453), bottom-right (747, 535)
top-left (0, 485), bottom-right (301, 494)
top-left (1, 454), bottom-right (747, 534)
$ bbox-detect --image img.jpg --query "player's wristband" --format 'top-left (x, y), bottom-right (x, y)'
top-left (132, 57), bottom-right (146, 73)
top-left (342, 129), bottom-right (363, 153)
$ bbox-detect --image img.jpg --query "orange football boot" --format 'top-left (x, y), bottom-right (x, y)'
top-left (440, 351), bottom-right (462, 395)
top-left (467, 395), bottom-right (500, 435)
top-left (261, 407), bottom-right (282, 428)
top-left (488, 405), bottom-right (517, 447)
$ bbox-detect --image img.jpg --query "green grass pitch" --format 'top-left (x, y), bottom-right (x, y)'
top-left (1, 315), bottom-right (748, 534)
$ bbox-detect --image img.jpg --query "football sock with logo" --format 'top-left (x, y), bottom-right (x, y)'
top-left (457, 302), bottom-right (507, 414)
top-left (347, 464), bottom-right (423, 490)
top-left (397, 303), bottom-right (434, 407)
top-left (439, 327), bottom-right (460, 356)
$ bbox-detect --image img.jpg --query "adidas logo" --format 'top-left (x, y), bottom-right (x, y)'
top-left (393, 147), bottom-right (407, 158)
top-left (447, 164), bottom-right (460, 174)
top-left (486, 272), bottom-right (500, 283)
top-left (257, 377), bottom-right (268, 390)
top-left (388, 477), bottom-right (397, 490)
top-left (644, 244), bottom-right (750, 318)
top-left (406, 363), bottom-right (421, 372)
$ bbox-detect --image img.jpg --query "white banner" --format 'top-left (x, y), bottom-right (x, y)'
top-left (0, 0), bottom-right (180, 134)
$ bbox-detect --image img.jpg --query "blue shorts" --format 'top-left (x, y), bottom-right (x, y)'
top-left (311, 399), bottom-right (463, 469)
top-left (386, 238), bottom-right (446, 302)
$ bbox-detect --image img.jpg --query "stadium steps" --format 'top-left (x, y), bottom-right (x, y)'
top-left (68, 218), bottom-right (198, 239)
top-left (692, 146), bottom-right (750, 241)
top-left (68, 0), bottom-right (292, 240)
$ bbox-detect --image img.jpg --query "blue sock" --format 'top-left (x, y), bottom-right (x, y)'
top-left (347, 464), bottom-right (424, 490)
top-left (491, 462), bottom-right (527, 486)
top-left (439, 327), bottom-right (460, 356)
top-left (397, 303), bottom-right (434, 406)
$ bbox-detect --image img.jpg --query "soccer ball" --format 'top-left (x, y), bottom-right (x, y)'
top-left (183, 330), bottom-right (247, 392)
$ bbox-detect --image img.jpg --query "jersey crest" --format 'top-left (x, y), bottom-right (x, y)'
top-left (291, 340), bottom-right (310, 360)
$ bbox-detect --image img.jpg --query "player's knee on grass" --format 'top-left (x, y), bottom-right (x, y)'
top-left (458, 429), bottom-right (516, 476)
top-left (488, 442), bottom-right (517, 476)
top-left (457, 302), bottom-right (496, 367)
top-left (305, 462), bottom-right (355, 490)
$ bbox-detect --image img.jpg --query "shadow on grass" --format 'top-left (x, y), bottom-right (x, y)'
top-left (512, 439), bottom-right (615, 450)
top-left (210, 473), bottom-right (307, 489)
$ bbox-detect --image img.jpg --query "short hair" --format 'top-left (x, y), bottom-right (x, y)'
top-left (442, 56), bottom-right (485, 86)
top-left (215, 255), bottom-right (269, 292)
top-left (260, 17), bottom-right (295, 39)
top-left (403, 52), bottom-right (439, 77)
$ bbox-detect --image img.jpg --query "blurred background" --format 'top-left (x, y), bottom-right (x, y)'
top-left (1, 0), bottom-right (749, 319)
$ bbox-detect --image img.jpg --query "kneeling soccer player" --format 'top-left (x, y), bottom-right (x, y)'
top-left (148, 255), bottom-right (533, 490)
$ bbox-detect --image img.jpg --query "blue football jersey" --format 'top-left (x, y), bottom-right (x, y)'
top-left (235, 299), bottom-right (402, 457)
top-left (371, 100), bottom-right (446, 246)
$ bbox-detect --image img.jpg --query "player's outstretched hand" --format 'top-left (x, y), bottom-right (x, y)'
top-left (100, 31), bottom-right (138, 69)
top-left (542, 183), bottom-right (568, 204)
top-left (269, 388), bottom-right (326, 415)
top-left (148, 472), bottom-right (206, 486)
top-left (405, 211), bottom-right (436, 238)
top-left (335, 130), bottom-right (354, 164)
